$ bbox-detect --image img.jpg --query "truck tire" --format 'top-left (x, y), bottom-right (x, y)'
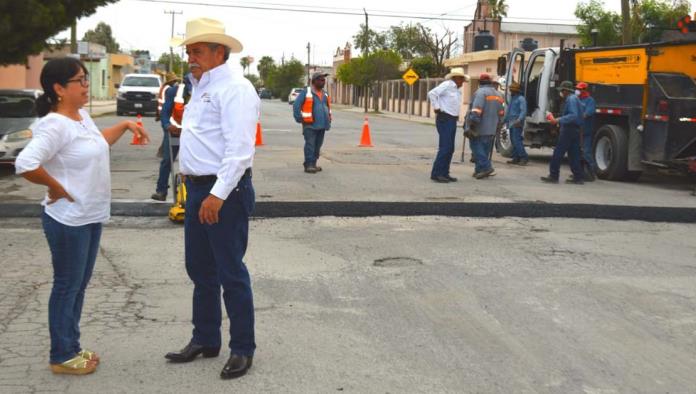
top-left (593, 124), bottom-right (640, 181)
top-left (495, 126), bottom-right (514, 158)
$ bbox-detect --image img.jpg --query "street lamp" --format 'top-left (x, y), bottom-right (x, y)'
top-left (590, 28), bottom-right (599, 47)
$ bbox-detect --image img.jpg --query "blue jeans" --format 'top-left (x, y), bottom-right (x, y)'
top-left (549, 128), bottom-right (584, 180)
top-left (509, 126), bottom-right (528, 160)
top-left (582, 129), bottom-right (596, 172)
top-left (470, 135), bottom-right (495, 174)
top-left (184, 175), bottom-right (256, 356)
top-left (42, 212), bottom-right (102, 364)
top-left (303, 128), bottom-right (326, 167)
top-left (431, 113), bottom-right (457, 178)
top-left (156, 130), bottom-right (179, 194)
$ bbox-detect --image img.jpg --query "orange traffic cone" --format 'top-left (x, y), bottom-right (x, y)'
top-left (255, 121), bottom-right (264, 146)
top-left (130, 114), bottom-right (144, 145)
top-left (359, 116), bottom-right (373, 147)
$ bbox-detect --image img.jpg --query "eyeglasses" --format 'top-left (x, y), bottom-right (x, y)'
top-left (67, 75), bottom-right (90, 87)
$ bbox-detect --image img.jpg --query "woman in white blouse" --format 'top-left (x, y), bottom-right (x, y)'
top-left (15, 57), bottom-right (149, 375)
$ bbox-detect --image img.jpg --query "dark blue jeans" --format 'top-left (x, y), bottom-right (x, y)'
top-left (549, 128), bottom-right (584, 180)
top-left (431, 113), bottom-right (457, 178)
top-left (303, 128), bottom-right (326, 167)
top-left (509, 126), bottom-right (528, 160)
top-left (184, 175), bottom-right (256, 356)
top-left (582, 129), bottom-right (596, 172)
top-left (470, 135), bottom-right (495, 174)
top-left (156, 130), bottom-right (179, 194)
top-left (42, 212), bottom-right (102, 364)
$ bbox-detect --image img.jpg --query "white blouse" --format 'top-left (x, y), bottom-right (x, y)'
top-left (15, 109), bottom-right (111, 226)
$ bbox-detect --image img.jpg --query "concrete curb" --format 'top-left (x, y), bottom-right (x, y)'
top-left (1, 202), bottom-right (695, 223)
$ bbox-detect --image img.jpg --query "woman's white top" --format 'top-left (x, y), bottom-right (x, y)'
top-left (15, 109), bottom-right (111, 226)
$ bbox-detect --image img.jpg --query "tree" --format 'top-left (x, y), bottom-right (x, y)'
top-left (240, 57), bottom-right (251, 76)
top-left (576, 0), bottom-right (691, 46)
top-left (418, 26), bottom-right (458, 77)
top-left (409, 57), bottom-right (438, 78)
top-left (266, 59), bottom-right (304, 101)
top-left (257, 56), bottom-right (276, 83)
top-left (82, 21), bottom-right (120, 53)
top-left (631, 0), bottom-right (691, 42)
top-left (157, 53), bottom-right (188, 76)
top-left (575, 0), bottom-right (623, 46)
top-left (353, 24), bottom-right (388, 54)
top-left (386, 24), bottom-right (430, 59)
top-left (488, 0), bottom-right (509, 20)
top-left (0, 0), bottom-right (117, 65)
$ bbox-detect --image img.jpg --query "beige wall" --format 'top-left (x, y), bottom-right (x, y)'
top-left (0, 54), bottom-right (44, 89)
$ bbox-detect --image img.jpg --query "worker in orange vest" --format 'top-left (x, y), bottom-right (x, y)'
top-left (293, 71), bottom-right (332, 174)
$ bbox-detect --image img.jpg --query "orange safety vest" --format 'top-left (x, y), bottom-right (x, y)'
top-left (300, 87), bottom-right (331, 124)
top-left (169, 83), bottom-right (186, 128)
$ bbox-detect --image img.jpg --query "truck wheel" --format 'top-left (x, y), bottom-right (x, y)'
top-left (495, 126), bottom-right (514, 158)
top-left (594, 124), bottom-right (635, 181)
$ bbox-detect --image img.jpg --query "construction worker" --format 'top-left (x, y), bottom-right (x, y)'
top-left (576, 82), bottom-right (597, 181)
top-left (541, 80), bottom-right (585, 184)
top-left (465, 73), bottom-right (504, 179)
top-left (504, 82), bottom-right (528, 165)
top-left (427, 67), bottom-right (469, 183)
top-left (293, 71), bottom-right (332, 173)
top-left (151, 73), bottom-right (191, 201)
top-left (155, 72), bottom-right (180, 158)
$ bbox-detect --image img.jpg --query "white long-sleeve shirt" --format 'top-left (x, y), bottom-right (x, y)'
top-left (179, 63), bottom-right (260, 200)
top-left (427, 79), bottom-right (462, 117)
top-left (15, 109), bottom-right (111, 226)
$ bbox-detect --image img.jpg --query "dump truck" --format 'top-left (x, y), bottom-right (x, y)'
top-left (495, 39), bottom-right (696, 181)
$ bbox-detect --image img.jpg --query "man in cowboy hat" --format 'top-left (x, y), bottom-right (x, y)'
top-left (541, 80), bottom-right (585, 184)
top-left (293, 71), bottom-right (332, 173)
top-left (427, 67), bottom-right (469, 183)
top-left (163, 17), bottom-right (259, 380)
top-left (466, 73), bottom-right (504, 179)
top-left (504, 82), bottom-right (529, 165)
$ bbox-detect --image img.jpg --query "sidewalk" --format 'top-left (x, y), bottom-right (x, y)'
top-left (85, 99), bottom-right (116, 117)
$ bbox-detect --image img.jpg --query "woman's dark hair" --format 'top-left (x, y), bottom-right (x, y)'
top-left (36, 57), bottom-right (88, 117)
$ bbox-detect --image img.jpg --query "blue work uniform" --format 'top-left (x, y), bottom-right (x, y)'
top-left (549, 93), bottom-right (584, 180)
top-left (504, 93), bottom-right (528, 161)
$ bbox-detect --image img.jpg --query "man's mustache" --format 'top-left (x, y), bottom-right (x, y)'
top-left (189, 63), bottom-right (201, 69)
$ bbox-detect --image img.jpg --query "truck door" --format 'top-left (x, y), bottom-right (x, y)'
top-left (503, 49), bottom-right (525, 105)
top-left (524, 49), bottom-right (558, 124)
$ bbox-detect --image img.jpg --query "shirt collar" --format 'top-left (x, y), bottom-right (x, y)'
top-left (189, 63), bottom-right (232, 89)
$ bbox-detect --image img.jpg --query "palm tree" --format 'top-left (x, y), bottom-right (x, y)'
top-left (488, 0), bottom-right (508, 20)
top-left (240, 56), bottom-right (250, 76)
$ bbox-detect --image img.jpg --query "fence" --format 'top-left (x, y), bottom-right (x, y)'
top-left (330, 78), bottom-right (474, 119)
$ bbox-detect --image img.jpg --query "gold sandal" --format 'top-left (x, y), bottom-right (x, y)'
top-left (78, 349), bottom-right (100, 364)
top-left (50, 355), bottom-right (97, 375)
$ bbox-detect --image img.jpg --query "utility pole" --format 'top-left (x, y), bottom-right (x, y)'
top-left (621, 0), bottom-right (631, 44)
top-left (307, 42), bottom-right (311, 86)
top-left (164, 10), bottom-right (183, 72)
top-left (70, 20), bottom-right (77, 54)
top-left (363, 8), bottom-right (369, 113)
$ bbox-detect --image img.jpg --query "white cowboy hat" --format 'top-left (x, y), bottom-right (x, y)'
top-left (445, 67), bottom-right (470, 81)
top-left (180, 18), bottom-right (243, 53)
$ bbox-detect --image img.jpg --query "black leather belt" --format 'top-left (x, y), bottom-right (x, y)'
top-left (186, 168), bottom-right (251, 184)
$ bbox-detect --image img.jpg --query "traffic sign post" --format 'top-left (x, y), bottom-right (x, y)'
top-left (402, 69), bottom-right (419, 119)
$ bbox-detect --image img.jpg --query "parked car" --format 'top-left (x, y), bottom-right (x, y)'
top-left (0, 89), bottom-right (41, 165)
top-left (116, 73), bottom-right (162, 116)
top-left (287, 87), bottom-right (304, 104)
top-left (259, 88), bottom-right (273, 99)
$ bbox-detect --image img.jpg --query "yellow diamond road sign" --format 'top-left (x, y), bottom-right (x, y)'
top-left (402, 68), bottom-right (419, 86)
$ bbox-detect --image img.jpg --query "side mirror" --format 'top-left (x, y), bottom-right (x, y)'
top-left (497, 57), bottom-right (507, 77)
top-left (114, 83), bottom-right (120, 89)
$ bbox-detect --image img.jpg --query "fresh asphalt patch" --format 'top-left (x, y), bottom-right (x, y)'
top-left (1, 201), bottom-right (695, 223)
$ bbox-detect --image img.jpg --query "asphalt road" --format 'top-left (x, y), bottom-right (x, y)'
top-left (1, 216), bottom-right (696, 393)
top-left (0, 100), bottom-right (694, 214)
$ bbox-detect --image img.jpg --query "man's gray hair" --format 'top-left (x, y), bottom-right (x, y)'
top-left (207, 43), bottom-right (231, 61)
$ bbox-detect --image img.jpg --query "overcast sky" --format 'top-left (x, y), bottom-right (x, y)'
top-left (55, 0), bottom-right (695, 74)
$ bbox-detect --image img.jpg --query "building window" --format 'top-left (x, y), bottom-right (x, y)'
top-left (101, 70), bottom-right (106, 88)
